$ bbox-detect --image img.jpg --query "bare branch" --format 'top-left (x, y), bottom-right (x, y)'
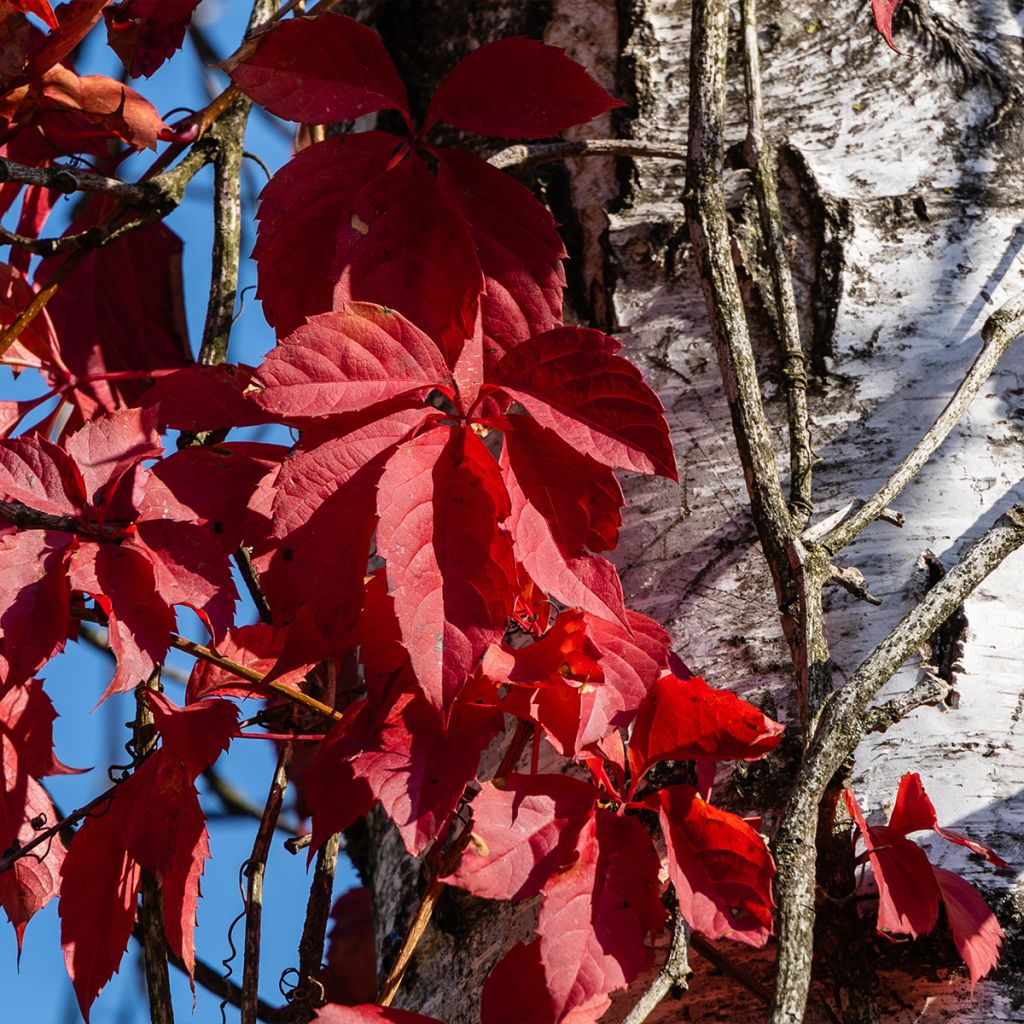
top-left (488, 138), bottom-right (687, 171)
top-left (770, 505), bottom-right (1024, 1024)
top-left (821, 287), bottom-right (1024, 554)
top-left (622, 914), bottom-right (691, 1024)
top-left (242, 744), bottom-right (294, 1024)
top-left (740, 0), bottom-right (813, 524)
top-left (0, 157), bottom-right (156, 204)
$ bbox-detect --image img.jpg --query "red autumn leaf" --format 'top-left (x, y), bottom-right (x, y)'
top-left (10, 0), bottom-right (59, 29)
top-left (498, 413), bottom-right (626, 626)
top-left (63, 407), bottom-right (162, 512)
top-left (139, 364), bottom-right (274, 433)
top-left (932, 866), bottom-right (1005, 990)
top-left (0, 435), bottom-right (86, 515)
top-left (39, 64), bottom-right (168, 149)
top-left (652, 784), bottom-right (775, 947)
top-left (425, 37), bottom-right (623, 139)
top-left (0, 263), bottom-right (62, 373)
top-left (254, 132), bottom-right (402, 336)
top-left (435, 149), bottom-right (565, 368)
top-left (37, 215), bottom-right (191, 415)
top-left (482, 810), bottom-right (663, 1024)
top-left (129, 519), bottom-right (236, 639)
top-left (59, 808), bottom-right (143, 1023)
top-left (447, 773), bottom-right (596, 901)
top-left (628, 675), bottom-right (784, 785)
top-left (0, 680), bottom-right (77, 948)
top-left (104, 0), bottom-right (201, 78)
top-left (328, 154), bottom-right (483, 372)
top-left (25, 0), bottom-right (109, 79)
top-left (871, 0), bottom-right (904, 52)
top-left (887, 772), bottom-right (1008, 868)
top-left (254, 304), bottom-right (450, 423)
top-left (376, 426), bottom-right (517, 712)
top-left (0, 773), bottom-right (65, 951)
top-left (226, 12), bottom-right (410, 126)
top-left (0, 531), bottom-right (73, 690)
top-left (320, 888), bottom-right (377, 1006)
top-left (313, 1005), bottom-right (445, 1024)
top-left (143, 690), bottom-right (238, 779)
top-left (69, 543), bottom-right (176, 699)
top-left (580, 610), bottom-right (670, 747)
top-left (486, 326), bottom-right (677, 479)
top-left (140, 441), bottom-right (285, 550)
top-left (843, 788), bottom-right (940, 938)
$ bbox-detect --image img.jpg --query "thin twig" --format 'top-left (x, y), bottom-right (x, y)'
top-left (202, 766), bottom-right (304, 837)
top-left (769, 505), bottom-right (1024, 1024)
top-left (863, 672), bottom-right (952, 734)
top-left (821, 287), bottom-right (1024, 554)
top-left (488, 138), bottom-right (687, 172)
top-left (242, 744), bottom-right (294, 1024)
top-left (622, 914), bottom-right (691, 1024)
top-left (740, 0), bottom-right (813, 524)
top-left (289, 832), bottom-right (341, 1016)
top-left (134, 674), bottom-right (174, 1024)
top-left (0, 157), bottom-right (156, 204)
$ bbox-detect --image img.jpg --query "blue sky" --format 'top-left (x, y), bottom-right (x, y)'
top-left (1, 4), bottom-right (360, 1021)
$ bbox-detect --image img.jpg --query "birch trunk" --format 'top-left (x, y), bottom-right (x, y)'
top-left (356, 1), bottom-right (1024, 1020)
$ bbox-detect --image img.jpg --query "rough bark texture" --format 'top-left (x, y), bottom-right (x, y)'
top-left (355, 1), bottom-right (1024, 1020)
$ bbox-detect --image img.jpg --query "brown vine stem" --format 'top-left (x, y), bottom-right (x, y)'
top-left (134, 672), bottom-right (174, 1024)
top-left (242, 743), bottom-right (294, 1024)
top-left (819, 286), bottom-right (1024, 554)
top-left (769, 505), bottom-right (1024, 1024)
top-left (740, 0), bottom-right (812, 525)
top-left (291, 831), bottom-right (341, 1014)
top-left (621, 914), bottom-right (691, 1024)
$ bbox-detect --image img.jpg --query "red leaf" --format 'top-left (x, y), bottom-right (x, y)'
top-left (580, 610), bottom-right (670, 748)
top-left (628, 675), bottom-right (784, 785)
top-left (69, 543), bottom-right (175, 699)
top-left (139, 364), bottom-right (274, 433)
top-left (871, 0), bottom-right (904, 52)
top-left (37, 215), bottom-right (190, 414)
top-left (0, 531), bottom-right (73, 689)
top-left (254, 304), bottom-right (449, 423)
top-left (498, 413), bottom-right (626, 626)
top-left (130, 520), bottom-right (237, 639)
top-left (11, 0), bottom-right (59, 29)
top-left (653, 785), bottom-right (775, 946)
top-left (140, 441), bottom-right (284, 551)
top-left (26, 0), bottom-right (109, 79)
top-left (143, 689), bottom-right (238, 780)
top-left (226, 13), bottom-right (409, 126)
top-left (354, 689), bottom-right (502, 855)
top-left (435, 149), bottom-right (565, 368)
top-left (486, 327), bottom-right (677, 479)
top-left (328, 153), bottom-right (482, 372)
top-left (843, 788), bottom-right (940, 938)
top-left (184, 623), bottom-right (283, 703)
top-left (313, 1005), bottom-right (445, 1024)
top-left (447, 773), bottom-right (596, 900)
top-left (376, 426), bottom-right (517, 712)
top-left (63, 407), bottom-right (162, 511)
top-left (0, 435), bottom-right (87, 515)
top-left (425, 38), bottom-right (623, 139)
top-left (482, 809), bottom-right (662, 1023)
top-left (104, 0), bottom-right (202, 78)
top-left (0, 774), bottom-right (65, 951)
top-left (253, 132), bottom-right (402, 336)
top-left (59, 809), bottom-right (142, 1022)
top-left (933, 866), bottom-right (1005, 990)
top-left (887, 772), bottom-right (1008, 868)
top-left (39, 64), bottom-right (168, 150)
top-left (320, 888), bottom-right (377, 1006)
top-left (0, 263), bottom-right (62, 373)
top-left (159, 795), bottom-right (208, 976)
top-left (0, 679), bottom-right (80, 779)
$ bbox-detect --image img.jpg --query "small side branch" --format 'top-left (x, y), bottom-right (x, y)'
top-left (740, 0), bottom-right (813, 524)
top-left (0, 157), bottom-right (156, 204)
top-left (769, 505), bottom-right (1024, 1024)
top-left (488, 138), bottom-right (687, 171)
top-left (290, 832), bottom-right (341, 1016)
top-left (821, 288), bottom-right (1024, 554)
top-left (242, 744), bottom-right (294, 1024)
top-left (622, 914), bottom-right (691, 1024)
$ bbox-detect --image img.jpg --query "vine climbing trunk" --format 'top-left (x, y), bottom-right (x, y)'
top-left (359, 0), bottom-right (1024, 1021)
